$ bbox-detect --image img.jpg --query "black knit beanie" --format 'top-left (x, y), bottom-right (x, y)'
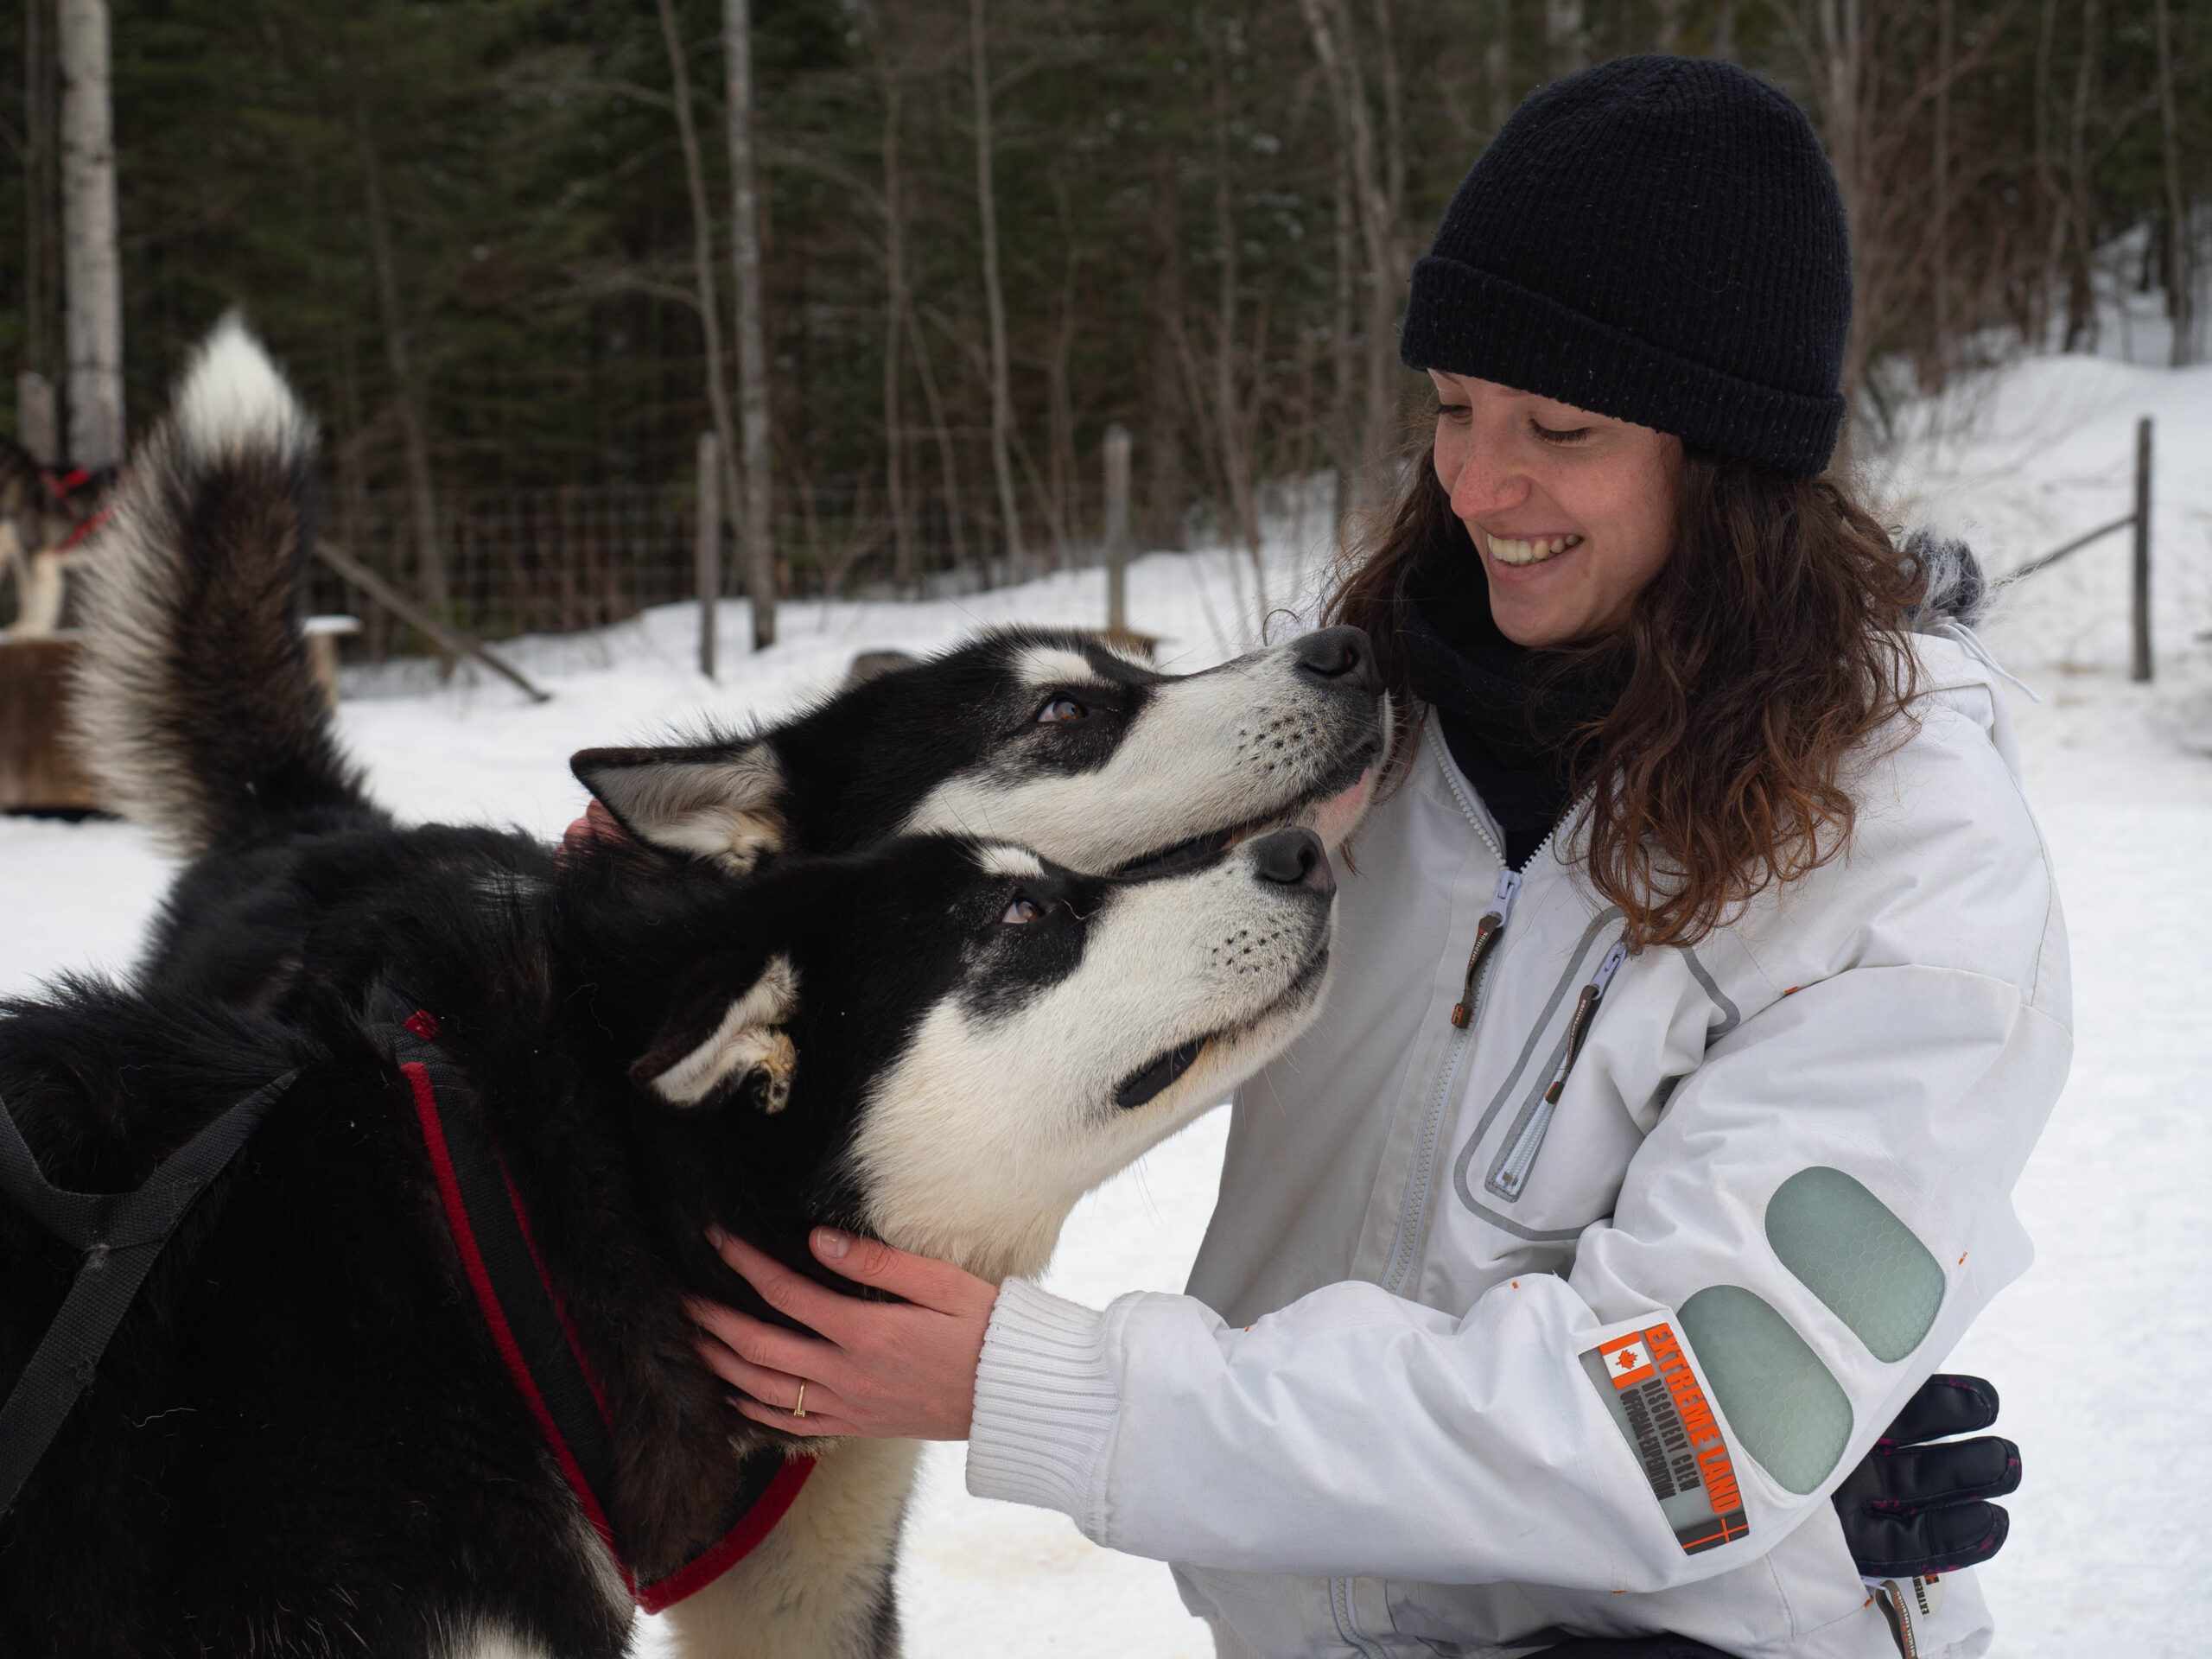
top-left (1399, 55), bottom-right (1852, 478)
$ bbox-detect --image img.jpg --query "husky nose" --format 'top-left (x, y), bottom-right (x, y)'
top-left (1249, 827), bottom-right (1334, 896)
top-left (1291, 626), bottom-right (1379, 695)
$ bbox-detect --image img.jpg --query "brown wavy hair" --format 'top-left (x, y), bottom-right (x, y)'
top-left (1328, 446), bottom-right (1925, 950)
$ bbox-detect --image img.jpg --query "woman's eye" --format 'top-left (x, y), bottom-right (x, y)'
top-left (1531, 420), bottom-right (1592, 445)
top-left (1036, 697), bottom-right (1087, 724)
top-left (1436, 401), bottom-right (1471, 422)
top-left (1000, 897), bottom-right (1045, 925)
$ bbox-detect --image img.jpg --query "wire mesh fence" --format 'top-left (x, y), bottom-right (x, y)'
top-left (314, 475), bottom-right (1120, 659)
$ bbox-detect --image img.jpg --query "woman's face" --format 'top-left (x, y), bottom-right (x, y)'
top-left (1428, 370), bottom-right (1682, 649)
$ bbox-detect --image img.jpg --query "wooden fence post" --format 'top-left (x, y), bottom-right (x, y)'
top-left (696, 430), bottom-right (721, 681)
top-left (2131, 416), bottom-right (2152, 683)
top-left (1103, 423), bottom-right (1131, 634)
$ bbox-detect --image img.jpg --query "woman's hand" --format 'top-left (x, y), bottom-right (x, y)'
top-left (690, 1225), bottom-right (998, 1440)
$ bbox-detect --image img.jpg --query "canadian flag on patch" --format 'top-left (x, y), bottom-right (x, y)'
top-left (1599, 1333), bottom-right (1656, 1389)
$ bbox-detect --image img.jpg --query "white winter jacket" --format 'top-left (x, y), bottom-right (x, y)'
top-left (966, 634), bottom-right (2070, 1659)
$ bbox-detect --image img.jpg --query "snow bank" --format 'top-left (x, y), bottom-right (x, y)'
top-left (1865, 262), bottom-right (2212, 680)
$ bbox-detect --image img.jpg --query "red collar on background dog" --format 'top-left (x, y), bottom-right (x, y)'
top-left (56, 503), bottom-right (113, 551)
top-left (39, 467), bottom-right (92, 501)
top-left (392, 1003), bottom-right (810, 1612)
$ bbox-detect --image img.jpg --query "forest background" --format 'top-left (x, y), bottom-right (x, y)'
top-left (2, 0), bottom-right (2204, 645)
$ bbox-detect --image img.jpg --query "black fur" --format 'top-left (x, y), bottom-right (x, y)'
top-left (0, 819), bottom-right (1076, 1656)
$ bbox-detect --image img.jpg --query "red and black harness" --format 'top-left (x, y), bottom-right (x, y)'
top-left (37, 464), bottom-right (113, 550)
top-left (391, 1002), bottom-right (812, 1612)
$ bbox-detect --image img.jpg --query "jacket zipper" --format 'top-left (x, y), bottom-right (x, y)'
top-left (1349, 788), bottom-right (1537, 1643)
top-left (1448, 872), bottom-right (1519, 1027)
top-left (1380, 864), bottom-right (1524, 1295)
top-left (1380, 741), bottom-right (1558, 1297)
top-left (1488, 938), bottom-right (1628, 1200)
top-left (1451, 868), bottom-right (1522, 1026)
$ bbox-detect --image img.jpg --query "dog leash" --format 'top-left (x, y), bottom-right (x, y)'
top-left (0, 1070), bottom-right (295, 1516)
top-left (385, 995), bottom-right (810, 1611)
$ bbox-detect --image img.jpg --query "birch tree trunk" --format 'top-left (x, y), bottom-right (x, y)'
top-left (1710, 1), bottom-right (1738, 61)
top-left (1373, 0), bottom-right (1405, 260)
top-left (654, 0), bottom-right (743, 608)
top-left (1296, 0), bottom-right (1396, 505)
top-left (2063, 0), bottom-right (2101, 351)
top-left (1933, 0), bottom-right (1953, 378)
top-left (2034, 0), bottom-right (2059, 344)
top-left (724, 0), bottom-right (777, 649)
top-left (1344, 0), bottom-right (1401, 489)
top-left (1544, 0), bottom-right (1586, 76)
top-left (969, 0), bottom-right (1026, 581)
top-left (353, 101), bottom-right (447, 613)
top-left (1146, 149), bottom-right (1188, 551)
top-left (907, 311), bottom-right (967, 573)
top-left (875, 51), bottom-right (915, 589)
top-left (1211, 54), bottom-right (1266, 623)
top-left (2152, 0), bottom-right (2192, 365)
top-left (1484, 23), bottom-right (1511, 131)
top-left (1331, 149), bottom-right (1358, 500)
top-left (23, 0), bottom-right (60, 393)
top-left (1047, 209), bottom-right (1079, 572)
top-left (16, 375), bottom-right (59, 467)
top-left (58, 0), bottom-right (123, 469)
top-left (1809, 0), bottom-right (1874, 407)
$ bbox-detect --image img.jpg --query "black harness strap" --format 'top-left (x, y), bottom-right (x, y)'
top-left (0, 1071), bottom-right (294, 1516)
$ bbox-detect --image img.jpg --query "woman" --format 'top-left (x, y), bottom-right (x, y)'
top-left (689, 57), bottom-right (2067, 1659)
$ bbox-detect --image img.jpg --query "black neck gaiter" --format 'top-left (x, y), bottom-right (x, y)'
top-left (1401, 541), bottom-right (1624, 871)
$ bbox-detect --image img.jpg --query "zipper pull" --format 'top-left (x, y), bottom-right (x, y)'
top-left (1448, 869), bottom-right (1524, 1028)
top-left (1543, 940), bottom-right (1630, 1104)
top-left (1589, 938), bottom-right (1629, 998)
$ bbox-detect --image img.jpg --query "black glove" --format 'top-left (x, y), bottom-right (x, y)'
top-left (1832, 1374), bottom-right (2020, 1579)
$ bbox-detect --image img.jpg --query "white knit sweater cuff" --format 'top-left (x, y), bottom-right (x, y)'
top-left (965, 1278), bottom-right (1120, 1525)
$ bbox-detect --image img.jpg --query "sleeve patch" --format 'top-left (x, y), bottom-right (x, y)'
top-left (1580, 1321), bottom-right (1751, 1555)
top-left (1766, 1166), bottom-right (1945, 1363)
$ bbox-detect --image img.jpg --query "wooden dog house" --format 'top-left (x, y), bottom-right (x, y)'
top-left (0, 635), bottom-right (99, 814)
top-left (0, 617), bottom-right (358, 816)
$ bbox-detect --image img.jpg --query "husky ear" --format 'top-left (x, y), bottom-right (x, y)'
top-left (633, 953), bottom-right (802, 1112)
top-left (571, 742), bottom-right (788, 873)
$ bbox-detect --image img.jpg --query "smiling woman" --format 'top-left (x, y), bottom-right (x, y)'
top-left (693, 55), bottom-right (2064, 1659)
top-left (1421, 372), bottom-right (1681, 650)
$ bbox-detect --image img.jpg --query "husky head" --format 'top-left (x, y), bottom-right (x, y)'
top-left (571, 625), bottom-right (1389, 880)
top-left (581, 825), bottom-right (1337, 1283)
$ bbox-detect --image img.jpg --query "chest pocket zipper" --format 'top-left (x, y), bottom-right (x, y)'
top-left (1486, 938), bottom-right (1629, 1201)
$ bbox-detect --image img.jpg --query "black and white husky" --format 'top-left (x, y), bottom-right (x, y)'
top-left (0, 322), bottom-right (1386, 1657)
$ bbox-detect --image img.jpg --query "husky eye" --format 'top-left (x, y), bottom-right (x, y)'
top-left (1000, 896), bottom-right (1046, 925)
top-left (1036, 697), bottom-right (1087, 724)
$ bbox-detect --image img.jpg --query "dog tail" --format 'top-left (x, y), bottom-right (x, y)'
top-left (71, 315), bottom-right (374, 858)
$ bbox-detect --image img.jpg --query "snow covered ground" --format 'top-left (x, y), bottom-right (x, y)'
top-left (3, 346), bottom-right (2209, 1656)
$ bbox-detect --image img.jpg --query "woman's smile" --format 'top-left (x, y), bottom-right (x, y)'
top-left (1477, 528), bottom-right (1586, 568)
top-left (1427, 368), bottom-right (1681, 647)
